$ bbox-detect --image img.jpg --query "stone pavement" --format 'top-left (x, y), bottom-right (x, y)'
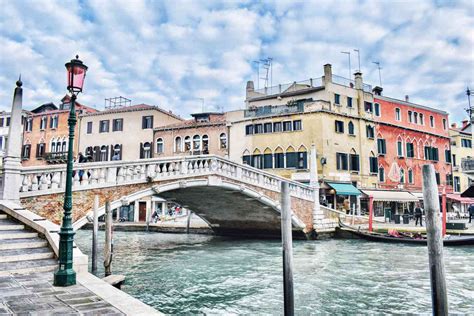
top-left (0, 272), bottom-right (124, 315)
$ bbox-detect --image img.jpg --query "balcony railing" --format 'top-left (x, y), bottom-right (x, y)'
top-left (44, 152), bottom-right (68, 164)
top-left (461, 158), bottom-right (474, 173)
top-left (332, 74), bottom-right (372, 92)
top-left (244, 103), bottom-right (305, 118)
top-left (253, 77), bottom-right (323, 97)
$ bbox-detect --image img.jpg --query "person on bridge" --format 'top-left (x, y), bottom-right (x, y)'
top-left (78, 152), bottom-right (87, 181)
top-left (414, 204), bottom-right (423, 227)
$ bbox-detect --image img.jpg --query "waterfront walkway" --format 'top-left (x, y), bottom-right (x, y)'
top-left (368, 217), bottom-right (474, 235)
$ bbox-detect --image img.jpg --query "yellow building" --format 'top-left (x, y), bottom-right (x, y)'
top-left (228, 64), bottom-right (378, 210)
top-left (449, 120), bottom-right (473, 193)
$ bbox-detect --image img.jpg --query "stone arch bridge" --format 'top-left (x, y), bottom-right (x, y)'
top-left (14, 155), bottom-right (334, 238)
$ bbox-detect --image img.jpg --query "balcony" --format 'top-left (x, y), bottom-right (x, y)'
top-left (244, 103), bottom-right (305, 118)
top-left (44, 152), bottom-right (68, 164)
top-left (461, 158), bottom-right (474, 174)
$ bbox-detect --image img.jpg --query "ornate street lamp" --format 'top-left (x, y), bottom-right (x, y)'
top-left (54, 55), bottom-right (88, 286)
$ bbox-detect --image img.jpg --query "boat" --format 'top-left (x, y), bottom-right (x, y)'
top-left (338, 221), bottom-right (474, 246)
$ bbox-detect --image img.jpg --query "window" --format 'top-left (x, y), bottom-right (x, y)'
top-left (445, 149), bottom-right (451, 163)
top-left (452, 154), bottom-right (457, 167)
top-left (202, 135), bottom-right (209, 154)
top-left (369, 156), bottom-right (378, 174)
top-left (335, 120), bottom-right (344, 133)
top-left (36, 143), bottom-right (45, 158)
top-left (50, 115), bottom-right (58, 129)
top-left (419, 113), bottom-right (424, 125)
top-left (274, 152), bottom-right (284, 168)
top-left (283, 121), bottom-right (292, 132)
top-left (407, 169), bottom-right (413, 184)
top-left (366, 125), bottom-right (375, 138)
top-left (348, 121), bottom-right (355, 135)
top-left (184, 136), bottom-right (191, 151)
top-left (111, 144), bottom-right (121, 160)
top-left (22, 144), bottom-right (31, 159)
top-left (99, 120), bottom-right (109, 133)
top-left (273, 122), bottom-right (282, 132)
top-left (40, 116), bottom-right (47, 130)
top-left (435, 172), bottom-right (440, 185)
top-left (446, 174), bottom-right (453, 186)
top-left (220, 133), bottom-right (227, 149)
top-left (461, 139), bottom-right (472, 148)
top-left (414, 112), bottom-right (418, 124)
top-left (175, 137), bottom-right (182, 152)
top-left (364, 102), bottom-right (373, 113)
top-left (424, 146), bottom-right (439, 161)
top-left (6, 117), bottom-right (10, 126)
top-left (264, 123), bottom-right (272, 133)
top-left (395, 108), bottom-right (401, 121)
top-left (454, 176), bottom-right (461, 192)
top-left (193, 135), bottom-right (201, 150)
top-left (142, 116), bottom-right (153, 129)
top-left (156, 138), bottom-right (164, 154)
top-left (408, 111), bottom-right (413, 123)
top-left (61, 141), bottom-right (67, 152)
top-left (245, 124), bottom-right (254, 135)
top-left (24, 118), bottom-right (32, 132)
top-left (263, 150), bottom-right (273, 169)
top-left (350, 153), bottom-right (360, 172)
top-left (87, 122), bottom-right (93, 134)
top-left (430, 116), bottom-right (434, 127)
top-left (297, 150), bottom-right (307, 169)
top-left (397, 139), bottom-right (404, 157)
top-left (377, 139), bottom-right (386, 155)
top-left (0, 118), bottom-right (3, 127)
top-left (100, 145), bottom-right (108, 161)
top-left (442, 119), bottom-right (447, 130)
top-left (252, 153), bottom-right (263, 169)
top-left (293, 120), bottom-right (302, 131)
top-left (336, 153), bottom-right (348, 170)
top-left (406, 142), bottom-right (414, 158)
top-left (0, 136), bottom-right (3, 150)
top-left (112, 119), bottom-right (123, 132)
top-left (347, 97), bottom-right (353, 108)
top-left (242, 154), bottom-right (251, 165)
top-left (374, 103), bottom-right (380, 116)
top-left (286, 149), bottom-right (297, 168)
top-left (379, 167), bottom-right (385, 182)
top-left (254, 124), bottom-right (263, 134)
top-left (141, 142), bottom-right (152, 159)
top-left (334, 94), bottom-right (341, 105)
top-left (400, 169), bottom-right (405, 183)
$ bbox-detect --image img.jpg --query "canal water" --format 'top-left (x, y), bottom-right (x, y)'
top-left (75, 230), bottom-right (473, 315)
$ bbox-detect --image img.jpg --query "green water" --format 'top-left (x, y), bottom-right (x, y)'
top-left (75, 230), bottom-right (474, 315)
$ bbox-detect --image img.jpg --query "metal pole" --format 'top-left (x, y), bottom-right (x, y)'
top-left (54, 94), bottom-right (77, 286)
top-left (91, 195), bottom-right (99, 275)
top-left (422, 165), bottom-right (448, 315)
top-left (354, 49), bottom-right (361, 72)
top-left (281, 182), bottom-right (294, 316)
top-left (186, 210), bottom-right (192, 234)
top-left (104, 201), bottom-right (113, 277)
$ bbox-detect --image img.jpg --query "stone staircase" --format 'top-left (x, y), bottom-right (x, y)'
top-left (0, 211), bottom-right (57, 276)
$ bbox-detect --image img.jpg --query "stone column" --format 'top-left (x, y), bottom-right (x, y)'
top-left (0, 79), bottom-right (23, 201)
top-left (310, 144), bottom-right (324, 231)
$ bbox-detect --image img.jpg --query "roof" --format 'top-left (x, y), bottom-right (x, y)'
top-left (376, 95), bottom-right (448, 115)
top-left (31, 102), bottom-right (58, 113)
top-left (154, 119), bottom-right (226, 131)
top-left (361, 189), bottom-right (419, 202)
top-left (80, 103), bottom-right (182, 120)
top-left (446, 193), bottom-right (474, 204)
top-left (326, 182), bottom-right (361, 196)
top-left (461, 185), bottom-right (474, 198)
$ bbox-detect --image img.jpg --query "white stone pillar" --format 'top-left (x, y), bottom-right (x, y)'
top-left (0, 79), bottom-right (23, 201)
top-left (134, 201), bottom-right (139, 222)
top-left (310, 144), bottom-right (323, 230)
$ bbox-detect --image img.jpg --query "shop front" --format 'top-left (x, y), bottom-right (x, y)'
top-left (446, 193), bottom-right (474, 219)
top-left (361, 189), bottom-right (419, 221)
top-left (322, 182), bottom-right (361, 213)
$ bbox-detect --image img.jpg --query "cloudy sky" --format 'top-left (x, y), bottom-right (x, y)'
top-left (0, 0), bottom-right (472, 122)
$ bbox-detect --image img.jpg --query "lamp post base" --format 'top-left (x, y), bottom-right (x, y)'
top-left (54, 269), bottom-right (76, 287)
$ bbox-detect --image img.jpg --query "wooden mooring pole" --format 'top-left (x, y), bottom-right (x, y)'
top-left (104, 201), bottom-right (113, 277)
top-left (280, 181), bottom-right (294, 316)
top-left (91, 195), bottom-right (99, 275)
top-left (186, 210), bottom-right (192, 234)
top-left (422, 165), bottom-right (448, 315)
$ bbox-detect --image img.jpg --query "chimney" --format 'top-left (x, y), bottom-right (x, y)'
top-left (405, 95), bottom-right (409, 102)
top-left (246, 80), bottom-right (255, 99)
top-left (451, 123), bottom-right (457, 128)
top-left (462, 120), bottom-right (469, 128)
top-left (354, 71), bottom-right (363, 90)
top-left (372, 86), bottom-right (383, 96)
top-left (323, 64), bottom-right (332, 85)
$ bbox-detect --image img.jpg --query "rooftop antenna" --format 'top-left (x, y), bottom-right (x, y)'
top-left (466, 87), bottom-right (473, 120)
top-left (260, 57), bottom-right (273, 89)
top-left (341, 51), bottom-right (351, 79)
top-left (253, 60), bottom-right (260, 90)
top-left (197, 98), bottom-right (205, 113)
top-left (353, 48), bottom-right (361, 72)
top-left (372, 61), bottom-right (382, 86)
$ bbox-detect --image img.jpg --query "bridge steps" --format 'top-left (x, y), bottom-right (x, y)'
top-left (0, 212), bottom-right (56, 275)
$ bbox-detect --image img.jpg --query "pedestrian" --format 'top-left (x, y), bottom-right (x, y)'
top-left (78, 152), bottom-right (86, 181)
top-left (414, 204), bottom-right (423, 227)
top-left (468, 204), bottom-right (474, 224)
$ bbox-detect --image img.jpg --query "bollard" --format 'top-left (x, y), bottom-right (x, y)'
top-left (422, 165), bottom-right (448, 315)
top-left (280, 182), bottom-right (294, 316)
top-left (91, 195), bottom-right (99, 275)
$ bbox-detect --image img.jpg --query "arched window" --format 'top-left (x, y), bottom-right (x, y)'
top-left (193, 135), bottom-right (201, 151)
top-left (184, 136), bottom-right (191, 152)
top-left (56, 140), bottom-right (62, 152)
top-left (285, 146), bottom-right (296, 168)
top-left (40, 116), bottom-right (47, 130)
top-left (263, 148), bottom-right (273, 169)
top-left (100, 145), bottom-right (108, 161)
top-left (220, 133), bottom-right (227, 149)
top-left (61, 140), bottom-right (67, 152)
top-left (297, 145), bottom-right (308, 169)
top-left (348, 121), bottom-right (355, 135)
top-left (174, 137), bottom-right (182, 153)
top-left (369, 151), bottom-right (378, 173)
top-left (274, 147), bottom-right (284, 168)
top-left (50, 138), bottom-right (56, 153)
top-left (400, 168), bottom-right (405, 183)
top-left (143, 142), bottom-right (151, 159)
top-left (242, 150), bottom-right (251, 165)
top-left (86, 146), bottom-right (93, 159)
top-left (378, 166), bottom-right (385, 182)
top-left (112, 144), bottom-right (121, 160)
top-left (349, 148), bottom-right (359, 172)
top-left (252, 149), bottom-right (262, 169)
top-left (156, 138), bottom-right (164, 154)
top-left (397, 137), bottom-right (403, 157)
top-left (202, 135), bottom-right (209, 154)
top-left (408, 168), bottom-right (414, 184)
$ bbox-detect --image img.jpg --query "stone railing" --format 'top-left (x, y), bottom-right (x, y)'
top-left (18, 155), bottom-right (315, 201)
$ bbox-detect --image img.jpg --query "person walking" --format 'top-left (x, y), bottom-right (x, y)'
top-left (469, 204), bottom-right (474, 224)
top-left (414, 204), bottom-right (423, 227)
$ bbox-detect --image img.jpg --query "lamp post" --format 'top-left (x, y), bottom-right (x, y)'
top-left (54, 55), bottom-right (88, 286)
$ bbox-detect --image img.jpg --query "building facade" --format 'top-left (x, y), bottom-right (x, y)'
top-left (153, 112), bottom-right (228, 158)
top-left (374, 94), bottom-right (452, 194)
top-left (229, 64), bottom-right (378, 210)
top-left (449, 120), bottom-right (472, 193)
top-left (78, 104), bottom-right (182, 162)
top-left (21, 96), bottom-right (97, 166)
top-left (0, 111), bottom-right (12, 162)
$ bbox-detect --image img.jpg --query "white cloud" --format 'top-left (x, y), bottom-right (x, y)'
top-left (0, 0), bottom-right (472, 122)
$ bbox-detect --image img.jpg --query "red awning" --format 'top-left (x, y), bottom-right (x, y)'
top-left (446, 194), bottom-right (474, 204)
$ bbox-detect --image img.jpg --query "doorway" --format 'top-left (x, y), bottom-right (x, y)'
top-left (138, 202), bottom-right (147, 222)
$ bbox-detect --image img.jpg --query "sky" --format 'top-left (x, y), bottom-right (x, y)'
top-left (0, 0), bottom-right (473, 122)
